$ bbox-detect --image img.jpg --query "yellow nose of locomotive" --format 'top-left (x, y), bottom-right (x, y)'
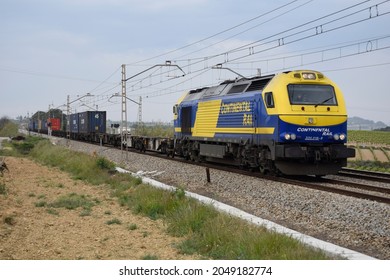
top-left (264, 70), bottom-right (348, 128)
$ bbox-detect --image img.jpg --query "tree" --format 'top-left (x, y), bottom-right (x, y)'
top-left (0, 117), bottom-right (10, 130)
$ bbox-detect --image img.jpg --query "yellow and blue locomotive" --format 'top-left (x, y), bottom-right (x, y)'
top-left (173, 70), bottom-right (355, 175)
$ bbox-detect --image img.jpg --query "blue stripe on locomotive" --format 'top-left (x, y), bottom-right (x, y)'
top-left (278, 119), bottom-right (347, 144)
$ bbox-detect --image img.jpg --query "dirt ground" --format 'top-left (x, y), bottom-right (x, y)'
top-left (0, 157), bottom-right (199, 260)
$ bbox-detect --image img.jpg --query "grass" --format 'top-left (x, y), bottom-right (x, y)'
top-left (0, 118), bottom-right (18, 137)
top-left (142, 254), bottom-right (159, 260)
top-left (117, 183), bottom-right (330, 259)
top-left (48, 193), bottom-right (96, 210)
top-left (33, 190), bottom-right (97, 215)
top-left (0, 136), bottom-right (42, 157)
top-left (18, 137), bottom-right (333, 259)
top-left (106, 218), bottom-right (122, 225)
top-left (0, 183), bottom-right (7, 195)
top-left (46, 208), bottom-right (60, 216)
top-left (4, 215), bottom-right (16, 225)
top-left (128, 223), bottom-right (137, 230)
top-left (348, 160), bottom-right (390, 173)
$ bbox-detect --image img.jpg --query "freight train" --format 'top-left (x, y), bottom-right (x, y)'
top-left (29, 70), bottom-right (355, 176)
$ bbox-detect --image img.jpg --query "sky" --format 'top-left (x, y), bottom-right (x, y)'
top-left (1, 0), bottom-right (390, 125)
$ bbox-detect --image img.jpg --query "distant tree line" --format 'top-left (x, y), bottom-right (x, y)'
top-left (0, 117), bottom-right (18, 137)
top-left (375, 127), bottom-right (390, 132)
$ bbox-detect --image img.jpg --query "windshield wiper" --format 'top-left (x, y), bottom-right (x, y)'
top-left (314, 97), bottom-right (333, 108)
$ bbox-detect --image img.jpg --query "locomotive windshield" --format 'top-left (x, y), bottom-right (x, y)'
top-left (287, 84), bottom-right (337, 106)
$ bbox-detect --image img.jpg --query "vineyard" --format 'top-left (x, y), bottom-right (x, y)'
top-left (347, 130), bottom-right (390, 172)
top-left (348, 130), bottom-right (390, 146)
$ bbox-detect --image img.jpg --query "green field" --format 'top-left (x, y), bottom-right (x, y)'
top-left (348, 130), bottom-right (390, 146)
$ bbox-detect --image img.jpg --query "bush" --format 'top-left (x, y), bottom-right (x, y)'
top-left (96, 157), bottom-right (115, 170)
top-left (12, 142), bottom-right (35, 155)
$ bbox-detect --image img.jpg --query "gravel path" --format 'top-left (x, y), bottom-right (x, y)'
top-left (58, 139), bottom-right (390, 259)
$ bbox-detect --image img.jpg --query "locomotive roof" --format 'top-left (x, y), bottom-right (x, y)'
top-left (185, 74), bottom-right (275, 101)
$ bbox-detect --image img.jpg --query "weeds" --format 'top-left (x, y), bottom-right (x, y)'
top-left (96, 157), bottom-right (115, 170)
top-left (348, 160), bottom-right (390, 173)
top-left (106, 218), bottom-right (122, 225)
top-left (128, 223), bottom-right (137, 231)
top-left (0, 183), bottom-right (7, 195)
top-left (35, 200), bottom-right (47, 207)
top-left (46, 208), bottom-right (59, 216)
top-left (48, 193), bottom-right (95, 210)
top-left (4, 215), bottom-right (16, 225)
top-left (142, 254), bottom-right (158, 260)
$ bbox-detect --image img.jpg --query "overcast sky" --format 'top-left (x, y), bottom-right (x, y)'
top-left (1, 0), bottom-right (390, 125)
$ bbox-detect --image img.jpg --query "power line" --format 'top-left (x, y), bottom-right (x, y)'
top-left (224, 34), bottom-right (390, 73)
top-left (321, 61), bottom-right (390, 72)
top-left (124, 0), bottom-right (386, 89)
top-left (0, 65), bottom-right (117, 84)
top-left (89, 66), bottom-right (122, 93)
top-left (172, 0), bottom-right (314, 61)
top-left (200, 1), bottom-right (390, 66)
top-left (124, 0), bottom-right (300, 66)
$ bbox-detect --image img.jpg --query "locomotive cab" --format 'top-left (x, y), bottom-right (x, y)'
top-left (262, 70), bottom-right (355, 175)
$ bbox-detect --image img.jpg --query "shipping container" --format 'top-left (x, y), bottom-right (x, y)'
top-left (70, 113), bottom-right (79, 133)
top-left (78, 111), bottom-right (106, 134)
top-left (47, 118), bottom-right (61, 131)
top-left (38, 119), bottom-right (47, 131)
top-left (28, 120), bottom-right (37, 131)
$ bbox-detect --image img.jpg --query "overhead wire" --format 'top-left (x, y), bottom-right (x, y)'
top-left (121, 0), bottom-right (390, 101)
top-left (124, 0), bottom-right (386, 89)
top-left (172, 0), bottom-right (314, 61)
top-left (224, 34), bottom-right (390, 73)
top-left (124, 0), bottom-right (300, 66)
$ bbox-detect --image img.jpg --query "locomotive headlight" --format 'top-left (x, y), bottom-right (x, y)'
top-left (339, 133), bottom-right (346, 141)
top-left (333, 134), bottom-right (340, 140)
top-left (282, 133), bottom-right (296, 141)
top-left (302, 72), bottom-right (316, 80)
top-left (290, 133), bottom-right (296, 140)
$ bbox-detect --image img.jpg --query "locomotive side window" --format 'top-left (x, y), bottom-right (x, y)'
top-left (264, 92), bottom-right (274, 108)
top-left (287, 84), bottom-right (337, 106)
top-left (181, 106), bottom-right (192, 134)
top-left (227, 84), bottom-right (249, 94)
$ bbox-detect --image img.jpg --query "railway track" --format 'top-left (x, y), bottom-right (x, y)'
top-left (339, 168), bottom-right (390, 184)
top-left (282, 176), bottom-right (390, 205)
top-left (136, 148), bottom-right (390, 205)
top-left (131, 146), bottom-right (390, 204)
